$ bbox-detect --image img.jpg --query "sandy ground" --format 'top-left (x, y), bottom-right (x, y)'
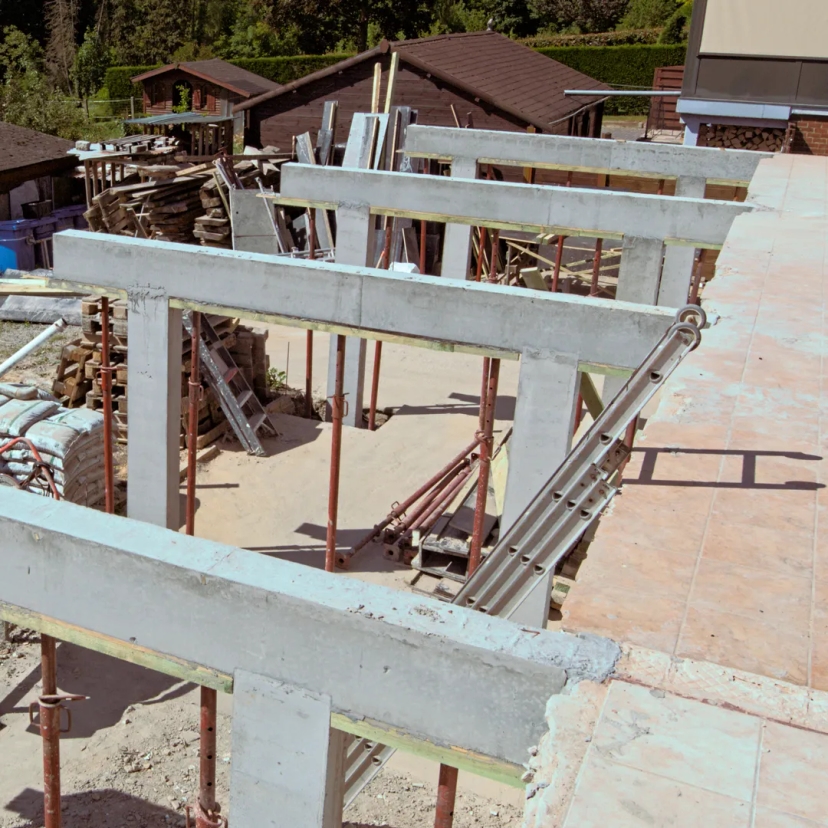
top-left (0, 319), bottom-right (527, 827)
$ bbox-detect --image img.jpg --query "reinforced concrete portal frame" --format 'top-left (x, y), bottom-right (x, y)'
top-left (401, 124), bottom-right (769, 307)
top-left (53, 228), bottom-right (675, 624)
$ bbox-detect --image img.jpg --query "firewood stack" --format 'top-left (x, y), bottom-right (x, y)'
top-left (701, 125), bottom-right (785, 152)
top-left (53, 297), bottom-right (271, 450)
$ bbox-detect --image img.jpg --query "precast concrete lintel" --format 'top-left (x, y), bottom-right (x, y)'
top-left (277, 164), bottom-right (750, 247)
top-left (0, 488), bottom-right (621, 766)
top-left (53, 232), bottom-right (676, 371)
top-left (442, 155), bottom-right (477, 280)
top-left (403, 125), bottom-right (769, 184)
top-left (659, 176), bottom-right (707, 307)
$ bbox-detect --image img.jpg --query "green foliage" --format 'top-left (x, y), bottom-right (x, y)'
top-left (266, 367), bottom-right (287, 390)
top-left (530, 0), bottom-right (630, 33)
top-left (521, 26), bottom-right (659, 45)
top-left (619, 0), bottom-right (679, 29)
top-left (536, 43), bottom-right (686, 113)
top-left (0, 25), bottom-right (86, 138)
top-left (171, 81), bottom-right (191, 112)
top-left (230, 53), bottom-right (354, 85)
top-left (658, 0), bottom-right (691, 43)
top-left (74, 27), bottom-right (113, 103)
top-left (103, 64), bottom-right (154, 100)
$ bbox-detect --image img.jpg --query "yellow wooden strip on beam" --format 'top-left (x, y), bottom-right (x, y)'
top-left (0, 600), bottom-right (523, 784)
top-left (331, 713), bottom-right (524, 788)
top-left (0, 280), bottom-right (79, 296)
top-left (0, 601), bottom-right (233, 693)
top-left (579, 372), bottom-right (605, 419)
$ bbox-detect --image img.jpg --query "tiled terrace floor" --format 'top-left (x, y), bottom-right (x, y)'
top-left (564, 154), bottom-right (828, 689)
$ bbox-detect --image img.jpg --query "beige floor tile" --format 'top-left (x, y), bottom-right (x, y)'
top-left (689, 559), bottom-right (812, 627)
top-left (677, 606), bottom-right (809, 685)
top-left (757, 721), bottom-right (828, 822)
top-left (592, 682), bottom-right (761, 801)
top-left (753, 807), bottom-right (828, 827)
top-left (561, 754), bottom-right (752, 828)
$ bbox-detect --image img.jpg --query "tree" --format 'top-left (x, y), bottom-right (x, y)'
top-left (467, 0), bottom-right (539, 37)
top-left (658, 0), bottom-right (692, 42)
top-left (530, 0), bottom-right (629, 32)
top-left (45, 0), bottom-right (80, 91)
top-left (0, 26), bottom-right (85, 138)
top-left (74, 27), bottom-right (112, 112)
top-left (620, 0), bottom-right (678, 28)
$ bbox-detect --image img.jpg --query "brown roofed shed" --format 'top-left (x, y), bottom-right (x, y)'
top-left (236, 31), bottom-right (610, 151)
top-left (0, 122), bottom-right (75, 193)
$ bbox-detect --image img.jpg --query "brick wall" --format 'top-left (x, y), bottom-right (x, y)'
top-left (791, 115), bottom-right (828, 156)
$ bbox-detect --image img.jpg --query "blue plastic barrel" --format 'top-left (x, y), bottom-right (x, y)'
top-left (52, 204), bottom-right (88, 232)
top-left (0, 219), bottom-right (38, 272)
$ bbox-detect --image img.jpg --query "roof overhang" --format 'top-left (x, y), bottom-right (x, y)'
top-left (131, 63), bottom-right (255, 98)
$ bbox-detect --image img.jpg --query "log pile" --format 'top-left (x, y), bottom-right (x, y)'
top-left (701, 124), bottom-right (785, 152)
top-left (53, 297), bottom-right (271, 449)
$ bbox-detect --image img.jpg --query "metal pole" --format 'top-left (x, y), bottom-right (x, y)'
top-left (40, 635), bottom-right (61, 828)
top-left (326, 335), bottom-right (346, 573)
top-left (590, 238), bottom-right (603, 296)
top-left (573, 392), bottom-right (584, 435)
top-left (186, 311), bottom-right (201, 537)
top-left (367, 341), bottom-right (382, 431)
top-left (552, 235), bottom-right (566, 293)
top-left (100, 299), bottom-right (115, 515)
top-left (478, 357), bottom-right (490, 431)
top-left (689, 251), bottom-right (704, 305)
top-left (474, 226), bottom-right (488, 282)
top-left (434, 764), bottom-right (459, 828)
top-left (489, 229), bottom-right (500, 283)
top-left (469, 358), bottom-right (500, 575)
top-left (196, 686), bottom-right (220, 828)
top-left (305, 214), bottom-right (316, 419)
top-left (0, 318), bottom-right (67, 379)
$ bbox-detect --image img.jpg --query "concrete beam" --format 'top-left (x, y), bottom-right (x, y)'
top-left (659, 176), bottom-right (706, 307)
top-left (442, 156), bottom-right (477, 280)
top-left (53, 232), bottom-right (676, 371)
top-left (277, 164), bottom-right (751, 247)
top-left (231, 189), bottom-right (280, 255)
top-left (0, 488), bottom-right (619, 769)
top-left (402, 125), bottom-right (769, 184)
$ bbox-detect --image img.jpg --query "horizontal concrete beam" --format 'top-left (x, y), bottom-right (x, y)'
top-left (0, 488), bottom-right (619, 770)
top-left (277, 164), bottom-right (751, 246)
top-left (52, 231), bottom-right (675, 370)
top-left (403, 125), bottom-right (769, 184)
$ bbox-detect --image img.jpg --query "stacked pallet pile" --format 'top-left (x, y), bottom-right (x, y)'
top-left (194, 161), bottom-right (280, 249)
top-left (0, 383), bottom-right (106, 506)
top-left (53, 297), bottom-right (271, 449)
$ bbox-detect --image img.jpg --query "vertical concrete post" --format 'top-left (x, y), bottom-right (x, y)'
top-left (502, 349), bottom-right (580, 628)
top-left (603, 235), bottom-right (665, 402)
top-left (126, 288), bottom-right (181, 529)
top-left (441, 156), bottom-right (477, 279)
top-left (658, 176), bottom-right (706, 308)
top-left (230, 670), bottom-right (334, 828)
top-left (327, 203), bottom-right (375, 427)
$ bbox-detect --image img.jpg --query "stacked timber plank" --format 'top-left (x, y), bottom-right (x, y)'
top-left (53, 297), bottom-right (271, 450)
top-left (0, 383), bottom-right (106, 507)
top-left (701, 124), bottom-right (785, 151)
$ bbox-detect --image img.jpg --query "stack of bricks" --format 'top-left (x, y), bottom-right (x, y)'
top-left (53, 298), bottom-right (272, 449)
top-left (790, 115), bottom-right (828, 157)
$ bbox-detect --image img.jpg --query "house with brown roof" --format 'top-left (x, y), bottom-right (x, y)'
top-left (0, 122), bottom-right (76, 222)
top-left (235, 31), bottom-right (610, 152)
top-left (132, 58), bottom-right (281, 117)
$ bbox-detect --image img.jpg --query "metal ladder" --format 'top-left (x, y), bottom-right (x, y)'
top-left (182, 312), bottom-right (274, 457)
top-left (340, 304), bottom-right (707, 806)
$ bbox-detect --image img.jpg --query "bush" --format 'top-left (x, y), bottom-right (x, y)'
top-left (536, 43), bottom-right (686, 114)
top-left (231, 54), bottom-right (353, 85)
top-left (103, 65), bottom-right (155, 101)
top-left (620, 0), bottom-right (679, 29)
top-left (521, 28), bottom-right (662, 47)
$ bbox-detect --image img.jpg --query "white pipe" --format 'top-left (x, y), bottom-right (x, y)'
top-left (565, 90), bottom-right (680, 97)
top-left (0, 318), bottom-right (68, 379)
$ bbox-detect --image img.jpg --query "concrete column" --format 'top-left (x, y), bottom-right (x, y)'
top-left (126, 288), bottom-right (181, 529)
top-left (603, 235), bottom-right (665, 402)
top-left (230, 670), bottom-right (334, 828)
top-left (682, 117), bottom-right (701, 146)
top-left (441, 156), bottom-right (477, 279)
top-left (658, 175), bottom-right (706, 308)
top-left (502, 349), bottom-right (580, 628)
top-left (327, 203), bottom-right (375, 427)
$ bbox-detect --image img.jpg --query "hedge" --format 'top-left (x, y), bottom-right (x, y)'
top-left (104, 44), bottom-right (685, 118)
top-left (103, 54), bottom-right (353, 104)
top-left (536, 44), bottom-right (687, 115)
top-left (520, 28), bottom-right (662, 48)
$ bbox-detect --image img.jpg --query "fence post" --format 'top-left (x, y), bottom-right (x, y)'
top-left (130, 96), bottom-right (135, 119)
